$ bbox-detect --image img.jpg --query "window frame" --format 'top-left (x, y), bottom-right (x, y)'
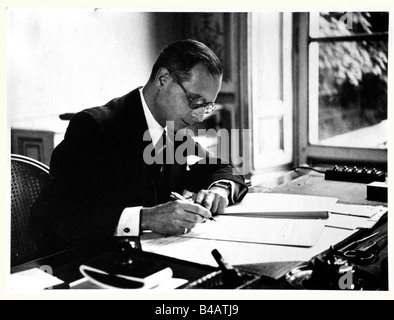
top-left (248, 12), bottom-right (294, 175)
top-left (294, 12), bottom-right (389, 169)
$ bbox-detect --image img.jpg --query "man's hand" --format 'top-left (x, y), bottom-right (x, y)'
top-left (141, 200), bottom-right (212, 235)
top-left (194, 187), bottom-right (230, 215)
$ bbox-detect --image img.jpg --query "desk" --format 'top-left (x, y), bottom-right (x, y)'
top-left (141, 170), bottom-right (388, 289)
top-left (10, 170), bottom-right (388, 290)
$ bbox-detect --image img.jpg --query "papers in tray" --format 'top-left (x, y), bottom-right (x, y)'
top-left (224, 193), bottom-right (338, 219)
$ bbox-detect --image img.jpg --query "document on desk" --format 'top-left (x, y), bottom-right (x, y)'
top-left (330, 203), bottom-right (387, 218)
top-left (223, 193), bottom-right (338, 218)
top-left (180, 216), bottom-right (326, 247)
top-left (9, 268), bottom-right (65, 291)
top-left (176, 193), bottom-right (337, 247)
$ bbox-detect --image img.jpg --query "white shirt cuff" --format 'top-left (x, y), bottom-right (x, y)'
top-left (114, 206), bottom-right (143, 237)
top-left (208, 180), bottom-right (236, 203)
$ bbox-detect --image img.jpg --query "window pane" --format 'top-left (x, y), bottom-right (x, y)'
top-left (309, 40), bottom-right (388, 149)
top-left (311, 12), bottom-right (389, 37)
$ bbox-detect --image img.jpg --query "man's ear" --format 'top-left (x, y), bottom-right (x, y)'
top-left (154, 68), bottom-right (171, 89)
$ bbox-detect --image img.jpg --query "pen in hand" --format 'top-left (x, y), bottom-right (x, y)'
top-left (170, 192), bottom-right (217, 222)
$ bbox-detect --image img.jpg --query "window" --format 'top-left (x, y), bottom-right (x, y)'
top-left (250, 12), bottom-right (293, 173)
top-left (295, 12), bottom-right (389, 168)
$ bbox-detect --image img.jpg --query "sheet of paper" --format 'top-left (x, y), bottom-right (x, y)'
top-left (325, 208), bottom-right (387, 230)
top-left (224, 193), bottom-right (338, 218)
top-left (368, 207), bottom-right (388, 221)
top-left (9, 268), bottom-right (64, 291)
top-left (179, 215), bottom-right (326, 247)
top-left (325, 213), bottom-right (374, 230)
top-left (331, 203), bottom-right (387, 218)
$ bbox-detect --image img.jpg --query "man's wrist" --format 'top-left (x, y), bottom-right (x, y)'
top-left (210, 181), bottom-right (232, 192)
top-left (209, 180), bottom-right (233, 202)
top-left (209, 186), bottom-right (230, 200)
top-left (140, 207), bottom-right (152, 231)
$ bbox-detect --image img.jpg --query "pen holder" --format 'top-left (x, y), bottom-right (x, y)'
top-left (183, 268), bottom-right (261, 289)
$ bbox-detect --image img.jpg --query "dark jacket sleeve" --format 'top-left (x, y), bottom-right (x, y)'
top-left (30, 112), bottom-right (126, 254)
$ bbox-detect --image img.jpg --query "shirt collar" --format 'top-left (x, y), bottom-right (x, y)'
top-left (139, 87), bottom-right (166, 146)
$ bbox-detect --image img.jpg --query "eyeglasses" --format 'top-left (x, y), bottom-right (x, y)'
top-left (172, 75), bottom-right (216, 115)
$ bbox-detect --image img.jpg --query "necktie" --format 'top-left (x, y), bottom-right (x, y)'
top-left (141, 131), bottom-right (168, 207)
top-left (154, 131), bottom-right (167, 204)
top-left (156, 130), bottom-right (167, 175)
top-left (155, 130), bottom-right (167, 161)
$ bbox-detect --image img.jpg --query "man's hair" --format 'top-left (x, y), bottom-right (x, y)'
top-left (149, 39), bottom-right (223, 82)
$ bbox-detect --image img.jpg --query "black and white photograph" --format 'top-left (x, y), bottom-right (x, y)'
top-left (2, 2), bottom-right (392, 303)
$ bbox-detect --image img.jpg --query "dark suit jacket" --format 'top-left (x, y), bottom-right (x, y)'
top-left (30, 88), bottom-right (248, 254)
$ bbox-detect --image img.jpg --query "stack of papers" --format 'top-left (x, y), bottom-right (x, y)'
top-left (326, 204), bottom-right (388, 230)
top-left (330, 204), bottom-right (387, 218)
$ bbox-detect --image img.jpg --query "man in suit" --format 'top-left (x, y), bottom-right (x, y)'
top-left (31, 39), bottom-right (248, 253)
